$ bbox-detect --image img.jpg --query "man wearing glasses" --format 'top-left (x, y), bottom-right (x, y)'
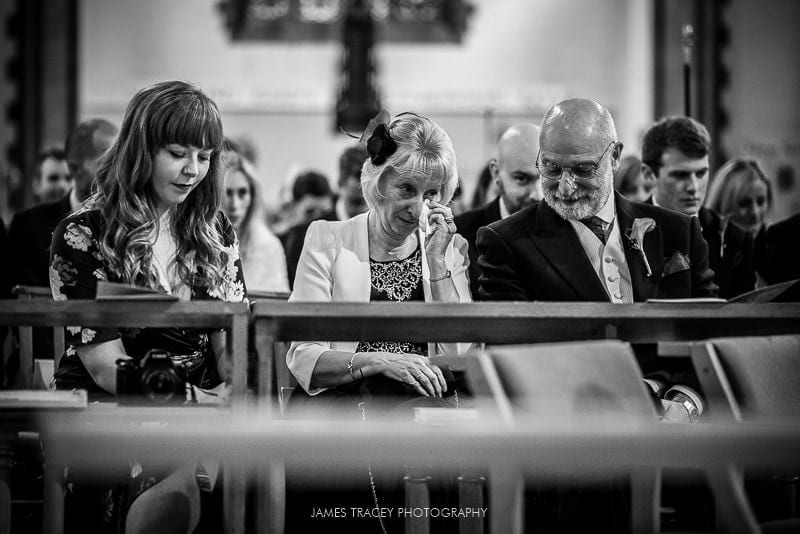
top-left (476, 98), bottom-right (718, 531)
top-left (476, 98), bottom-right (717, 302)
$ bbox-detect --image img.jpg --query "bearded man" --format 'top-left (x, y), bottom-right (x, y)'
top-left (476, 98), bottom-right (717, 302)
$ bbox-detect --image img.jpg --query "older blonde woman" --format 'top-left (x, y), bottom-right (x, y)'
top-left (285, 111), bottom-right (470, 534)
top-left (287, 111), bottom-right (470, 404)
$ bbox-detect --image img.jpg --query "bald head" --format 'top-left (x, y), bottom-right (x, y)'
top-left (541, 98), bottom-right (618, 154)
top-left (491, 123), bottom-right (542, 215)
top-left (497, 123), bottom-right (540, 165)
top-left (65, 118), bottom-right (118, 201)
top-left (538, 99), bottom-right (622, 221)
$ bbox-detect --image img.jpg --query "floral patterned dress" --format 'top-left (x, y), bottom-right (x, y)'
top-left (49, 208), bottom-right (247, 401)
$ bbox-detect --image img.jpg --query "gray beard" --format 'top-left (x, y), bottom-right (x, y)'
top-left (543, 182), bottom-right (612, 221)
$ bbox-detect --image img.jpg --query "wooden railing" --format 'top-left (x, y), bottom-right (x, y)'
top-left (2, 300), bottom-right (800, 534)
top-left (250, 301), bottom-right (800, 534)
top-left (251, 301), bottom-right (800, 401)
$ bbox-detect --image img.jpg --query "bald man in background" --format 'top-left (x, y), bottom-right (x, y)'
top-left (9, 118), bottom-right (118, 288)
top-left (478, 99), bottom-right (717, 302)
top-left (454, 123), bottom-right (541, 296)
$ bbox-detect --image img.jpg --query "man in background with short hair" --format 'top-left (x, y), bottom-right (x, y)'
top-left (641, 116), bottom-right (755, 299)
top-left (32, 146), bottom-right (71, 203)
top-left (281, 170), bottom-right (336, 288)
top-left (9, 118), bottom-right (118, 288)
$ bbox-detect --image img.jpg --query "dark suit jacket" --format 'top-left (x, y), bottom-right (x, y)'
top-left (9, 194), bottom-right (72, 288)
top-left (454, 197), bottom-right (501, 297)
top-left (0, 220), bottom-right (10, 299)
top-left (280, 209), bottom-right (338, 289)
top-left (763, 212), bottom-right (800, 284)
top-left (476, 193), bottom-right (718, 301)
top-left (697, 207), bottom-right (755, 299)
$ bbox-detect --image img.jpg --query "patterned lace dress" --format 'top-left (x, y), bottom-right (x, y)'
top-left (355, 246), bottom-right (427, 357)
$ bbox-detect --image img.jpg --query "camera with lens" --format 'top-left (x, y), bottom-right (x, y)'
top-left (116, 349), bottom-right (188, 405)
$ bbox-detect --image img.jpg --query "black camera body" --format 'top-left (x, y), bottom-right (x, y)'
top-left (116, 349), bottom-right (188, 405)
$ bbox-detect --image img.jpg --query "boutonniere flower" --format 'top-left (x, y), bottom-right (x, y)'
top-left (625, 217), bottom-right (657, 277)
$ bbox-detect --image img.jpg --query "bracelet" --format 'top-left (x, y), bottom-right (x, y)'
top-left (348, 353), bottom-right (364, 381)
top-left (429, 270), bottom-right (451, 282)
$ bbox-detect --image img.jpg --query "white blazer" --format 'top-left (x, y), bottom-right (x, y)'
top-left (287, 211), bottom-right (472, 394)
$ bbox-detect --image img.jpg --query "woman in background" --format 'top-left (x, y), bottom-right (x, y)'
top-left (50, 80), bottom-right (246, 534)
top-left (705, 157), bottom-right (772, 283)
top-left (705, 157), bottom-right (772, 237)
top-left (221, 142), bottom-right (289, 293)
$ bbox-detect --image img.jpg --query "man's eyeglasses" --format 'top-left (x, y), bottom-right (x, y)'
top-left (536, 141), bottom-right (617, 182)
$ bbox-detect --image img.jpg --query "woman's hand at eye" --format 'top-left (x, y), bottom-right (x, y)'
top-left (371, 352), bottom-right (446, 397)
top-left (424, 201), bottom-right (456, 261)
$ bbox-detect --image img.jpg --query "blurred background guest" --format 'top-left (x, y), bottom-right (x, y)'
top-left (705, 157), bottom-right (773, 285)
top-left (706, 157), bottom-right (772, 239)
top-left (468, 161), bottom-right (498, 210)
top-left (455, 123), bottom-right (541, 295)
top-left (9, 119), bottom-right (118, 289)
top-left (49, 80), bottom-right (244, 534)
top-left (334, 143), bottom-right (368, 221)
top-left (221, 141), bottom-right (289, 293)
top-left (614, 155), bottom-right (653, 203)
top-left (642, 116), bottom-right (755, 299)
top-left (280, 169), bottom-right (336, 286)
top-left (288, 169), bottom-right (335, 228)
top-left (32, 146), bottom-right (71, 203)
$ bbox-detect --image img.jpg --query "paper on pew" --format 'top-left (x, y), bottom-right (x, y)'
top-left (96, 281), bottom-right (178, 301)
top-left (0, 389), bottom-right (88, 409)
top-left (413, 407), bottom-right (480, 426)
top-left (646, 298), bottom-right (726, 303)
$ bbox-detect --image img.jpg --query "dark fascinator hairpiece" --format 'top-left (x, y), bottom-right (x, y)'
top-left (338, 110), bottom-right (398, 166)
top-left (359, 110), bottom-right (397, 166)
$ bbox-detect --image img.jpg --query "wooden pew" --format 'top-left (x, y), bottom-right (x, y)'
top-left (0, 299), bottom-right (249, 534)
top-left (251, 301), bottom-right (800, 533)
top-left (251, 301), bottom-right (800, 405)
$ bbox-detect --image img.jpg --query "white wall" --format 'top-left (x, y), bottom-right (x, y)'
top-left (79, 0), bottom-right (652, 208)
top-left (723, 0), bottom-right (800, 221)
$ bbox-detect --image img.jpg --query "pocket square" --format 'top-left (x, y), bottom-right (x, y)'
top-left (663, 251), bottom-right (691, 276)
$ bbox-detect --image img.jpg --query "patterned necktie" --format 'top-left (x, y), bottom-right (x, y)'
top-left (581, 216), bottom-right (607, 245)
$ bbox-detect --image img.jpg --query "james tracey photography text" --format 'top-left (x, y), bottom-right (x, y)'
top-left (310, 507), bottom-right (488, 519)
